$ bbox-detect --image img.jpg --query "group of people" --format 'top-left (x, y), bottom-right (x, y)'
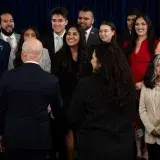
top-left (0, 5), bottom-right (160, 160)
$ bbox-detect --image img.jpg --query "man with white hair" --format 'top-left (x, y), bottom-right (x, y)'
top-left (0, 39), bottom-right (61, 160)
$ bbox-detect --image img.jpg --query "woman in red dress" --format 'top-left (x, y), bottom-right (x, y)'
top-left (124, 14), bottom-right (159, 159)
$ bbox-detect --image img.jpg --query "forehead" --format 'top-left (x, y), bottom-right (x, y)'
top-left (136, 17), bottom-right (146, 23)
top-left (68, 27), bottom-right (78, 32)
top-left (25, 29), bottom-right (35, 34)
top-left (51, 14), bottom-right (65, 20)
top-left (1, 13), bottom-right (13, 20)
top-left (127, 15), bottom-right (137, 20)
top-left (79, 11), bottom-right (93, 18)
top-left (100, 24), bottom-right (112, 30)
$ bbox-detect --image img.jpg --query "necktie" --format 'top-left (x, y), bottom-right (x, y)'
top-left (85, 31), bottom-right (88, 42)
top-left (55, 36), bottom-right (63, 53)
top-left (6, 37), bottom-right (13, 48)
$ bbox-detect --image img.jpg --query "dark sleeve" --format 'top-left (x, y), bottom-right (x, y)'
top-left (0, 72), bottom-right (8, 136)
top-left (51, 51), bottom-right (61, 75)
top-left (50, 77), bottom-right (62, 117)
top-left (67, 80), bottom-right (86, 130)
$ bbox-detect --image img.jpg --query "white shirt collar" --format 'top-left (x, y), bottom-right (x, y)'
top-left (54, 30), bottom-right (66, 39)
top-left (24, 61), bottom-right (39, 65)
top-left (85, 26), bottom-right (93, 35)
top-left (1, 32), bottom-right (15, 42)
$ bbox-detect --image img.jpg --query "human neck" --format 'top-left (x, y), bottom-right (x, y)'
top-left (137, 35), bottom-right (147, 42)
top-left (55, 30), bottom-right (65, 36)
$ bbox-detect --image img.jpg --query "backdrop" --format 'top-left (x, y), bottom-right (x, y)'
top-left (0, 0), bottom-right (160, 37)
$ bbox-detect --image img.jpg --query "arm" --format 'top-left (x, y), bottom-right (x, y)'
top-left (155, 41), bottom-right (160, 55)
top-left (50, 77), bottom-right (62, 118)
top-left (139, 86), bottom-right (155, 134)
top-left (43, 48), bottom-right (51, 73)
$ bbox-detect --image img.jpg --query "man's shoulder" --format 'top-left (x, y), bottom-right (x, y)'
top-left (0, 39), bottom-right (10, 50)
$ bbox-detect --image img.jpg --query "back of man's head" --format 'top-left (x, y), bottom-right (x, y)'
top-left (21, 39), bottom-right (43, 63)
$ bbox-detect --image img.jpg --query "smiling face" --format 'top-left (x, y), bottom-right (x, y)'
top-left (135, 17), bottom-right (148, 37)
top-left (51, 14), bottom-right (68, 35)
top-left (0, 13), bottom-right (15, 36)
top-left (66, 27), bottom-right (80, 47)
top-left (99, 24), bottom-right (115, 42)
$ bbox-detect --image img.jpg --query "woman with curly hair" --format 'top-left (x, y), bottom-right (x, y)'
top-left (67, 42), bottom-right (136, 160)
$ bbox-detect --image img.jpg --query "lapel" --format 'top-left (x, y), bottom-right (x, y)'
top-left (15, 33), bottom-right (21, 42)
top-left (51, 33), bottom-right (55, 54)
top-left (87, 27), bottom-right (95, 46)
top-left (0, 33), bottom-right (4, 40)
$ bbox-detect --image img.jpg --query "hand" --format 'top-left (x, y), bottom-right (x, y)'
top-left (151, 129), bottom-right (160, 137)
top-left (0, 136), bottom-right (4, 152)
top-left (135, 81), bottom-right (143, 90)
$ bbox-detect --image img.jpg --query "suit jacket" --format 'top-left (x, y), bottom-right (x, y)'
top-left (0, 32), bottom-right (21, 70)
top-left (0, 39), bottom-right (11, 79)
top-left (139, 85), bottom-right (160, 145)
top-left (0, 32), bottom-right (20, 44)
top-left (86, 27), bottom-right (100, 59)
top-left (0, 63), bottom-right (61, 149)
top-left (41, 32), bottom-right (55, 56)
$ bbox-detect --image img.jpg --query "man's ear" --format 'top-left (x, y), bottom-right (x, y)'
top-left (65, 19), bottom-right (68, 26)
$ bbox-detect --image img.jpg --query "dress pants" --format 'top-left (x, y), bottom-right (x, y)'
top-left (147, 143), bottom-right (160, 160)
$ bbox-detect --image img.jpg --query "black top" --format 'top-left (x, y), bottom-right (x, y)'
top-left (52, 49), bottom-right (92, 109)
top-left (68, 74), bottom-right (136, 134)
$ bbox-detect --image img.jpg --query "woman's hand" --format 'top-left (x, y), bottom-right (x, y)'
top-left (135, 81), bottom-right (144, 90)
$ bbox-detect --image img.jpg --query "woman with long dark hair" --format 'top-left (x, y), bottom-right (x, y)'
top-left (14, 26), bottom-right (51, 72)
top-left (139, 55), bottom-right (160, 160)
top-left (124, 14), bottom-right (159, 159)
top-left (51, 24), bottom-right (92, 160)
top-left (67, 43), bottom-right (136, 160)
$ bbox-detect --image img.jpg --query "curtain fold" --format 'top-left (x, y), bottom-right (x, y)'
top-left (0, 0), bottom-right (159, 37)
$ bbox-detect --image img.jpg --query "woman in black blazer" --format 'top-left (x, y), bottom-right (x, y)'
top-left (51, 24), bottom-right (92, 160)
top-left (67, 43), bottom-right (136, 160)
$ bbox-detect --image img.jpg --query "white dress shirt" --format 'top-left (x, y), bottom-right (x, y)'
top-left (54, 31), bottom-right (65, 53)
top-left (85, 26), bottom-right (92, 41)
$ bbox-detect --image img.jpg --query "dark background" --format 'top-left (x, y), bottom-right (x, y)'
top-left (0, 0), bottom-right (160, 37)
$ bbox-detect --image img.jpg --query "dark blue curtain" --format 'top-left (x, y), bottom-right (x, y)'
top-left (0, 0), bottom-right (160, 37)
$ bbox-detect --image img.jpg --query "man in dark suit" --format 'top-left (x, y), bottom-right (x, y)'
top-left (41, 7), bottom-right (68, 74)
top-left (122, 8), bottom-right (141, 41)
top-left (0, 39), bottom-right (10, 79)
top-left (0, 12), bottom-right (20, 69)
top-left (77, 7), bottom-right (100, 59)
top-left (0, 39), bottom-right (61, 160)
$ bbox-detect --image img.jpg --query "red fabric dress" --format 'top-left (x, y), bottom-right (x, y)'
top-left (125, 38), bottom-right (159, 127)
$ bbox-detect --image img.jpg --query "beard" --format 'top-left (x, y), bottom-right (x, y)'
top-left (1, 27), bottom-right (14, 36)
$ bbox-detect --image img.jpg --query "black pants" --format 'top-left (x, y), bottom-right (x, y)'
top-left (4, 149), bottom-right (48, 160)
top-left (147, 143), bottom-right (160, 160)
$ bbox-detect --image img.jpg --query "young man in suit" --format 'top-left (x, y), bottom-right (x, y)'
top-left (41, 7), bottom-right (68, 73)
top-left (0, 39), bottom-right (61, 160)
top-left (122, 8), bottom-right (141, 41)
top-left (0, 12), bottom-right (20, 69)
top-left (77, 7), bottom-right (100, 59)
